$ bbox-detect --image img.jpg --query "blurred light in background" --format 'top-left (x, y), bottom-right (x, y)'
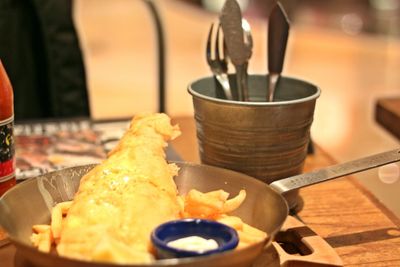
top-left (340, 13), bottom-right (364, 35)
top-left (378, 163), bottom-right (400, 184)
top-left (370, 0), bottom-right (400, 11)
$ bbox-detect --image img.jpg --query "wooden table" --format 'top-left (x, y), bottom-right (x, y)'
top-left (1, 116), bottom-right (400, 266)
top-left (170, 117), bottom-right (400, 266)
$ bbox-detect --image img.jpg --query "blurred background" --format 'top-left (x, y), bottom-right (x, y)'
top-left (4, 0), bottom-right (400, 216)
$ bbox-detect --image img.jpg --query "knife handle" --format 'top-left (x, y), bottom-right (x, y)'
top-left (268, 2), bottom-right (290, 74)
top-left (235, 64), bottom-right (249, 102)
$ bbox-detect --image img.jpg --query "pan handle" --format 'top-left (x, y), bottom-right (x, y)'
top-left (270, 148), bottom-right (400, 195)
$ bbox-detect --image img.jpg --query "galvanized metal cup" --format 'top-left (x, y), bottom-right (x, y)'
top-left (187, 74), bottom-right (320, 210)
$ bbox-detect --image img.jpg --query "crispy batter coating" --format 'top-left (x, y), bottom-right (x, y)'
top-left (57, 113), bottom-right (182, 263)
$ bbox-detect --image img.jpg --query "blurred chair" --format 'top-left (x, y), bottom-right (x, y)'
top-left (0, 0), bottom-right (167, 121)
top-left (0, 0), bottom-right (90, 122)
top-left (144, 0), bottom-right (166, 113)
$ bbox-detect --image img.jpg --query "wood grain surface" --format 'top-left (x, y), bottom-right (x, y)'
top-left (171, 116), bottom-right (400, 266)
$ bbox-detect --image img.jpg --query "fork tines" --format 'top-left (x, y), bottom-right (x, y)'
top-left (206, 22), bottom-right (232, 100)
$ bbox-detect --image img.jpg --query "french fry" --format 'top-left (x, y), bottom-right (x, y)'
top-left (31, 224), bottom-right (52, 250)
top-left (183, 189), bottom-right (247, 219)
top-left (36, 228), bottom-right (53, 253)
top-left (32, 224), bottom-right (51, 233)
top-left (242, 223), bottom-right (267, 240)
top-left (183, 204), bottom-right (219, 219)
top-left (237, 222), bottom-right (268, 247)
top-left (31, 201), bottom-right (70, 250)
top-left (217, 215), bottom-right (244, 231)
top-left (177, 196), bottom-right (185, 215)
top-left (57, 201), bottom-right (73, 215)
top-left (184, 189), bottom-right (226, 218)
top-left (30, 233), bottom-right (39, 247)
top-left (203, 190), bottom-right (229, 201)
top-left (51, 204), bottom-right (63, 240)
top-left (185, 190), bottom-right (225, 210)
top-left (222, 190), bottom-right (246, 213)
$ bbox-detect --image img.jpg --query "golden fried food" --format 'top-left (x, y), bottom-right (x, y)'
top-left (181, 190), bottom-right (267, 248)
top-left (56, 113), bottom-right (182, 263)
top-left (31, 113), bottom-right (267, 263)
top-left (182, 189), bottom-right (246, 219)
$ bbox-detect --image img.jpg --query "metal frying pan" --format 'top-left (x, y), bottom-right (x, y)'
top-left (1, 149), bottom-right (399, 267)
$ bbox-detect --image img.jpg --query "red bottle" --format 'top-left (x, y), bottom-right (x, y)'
top-left (0, 60), bottom-right (16, 196)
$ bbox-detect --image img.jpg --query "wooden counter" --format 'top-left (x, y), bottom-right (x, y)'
top-left (0, 116), bottom-right (400, 266)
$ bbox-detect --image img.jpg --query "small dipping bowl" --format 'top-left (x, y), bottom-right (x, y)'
top-left (151, 218), bottom-right (239, 259)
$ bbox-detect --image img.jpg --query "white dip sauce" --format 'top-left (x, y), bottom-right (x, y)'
top-left (167, 236), bottom-right (219, 253)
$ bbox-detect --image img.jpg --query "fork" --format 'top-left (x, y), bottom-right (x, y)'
top-left (206, 23), bottom-right (233, 100)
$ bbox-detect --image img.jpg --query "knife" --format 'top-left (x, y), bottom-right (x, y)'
top-left (220, 0), bottom-right (251, 101)
top-left (267, 1), bottom-right (290, 102)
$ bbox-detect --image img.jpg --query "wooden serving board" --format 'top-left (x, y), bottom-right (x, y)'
top-left (254, 216), bottom-right (343, 267)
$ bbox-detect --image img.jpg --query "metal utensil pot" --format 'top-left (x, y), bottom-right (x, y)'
top-left (188, 74), bottom-right (320, 210)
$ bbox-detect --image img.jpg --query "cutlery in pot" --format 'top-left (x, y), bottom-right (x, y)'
top-left (220, 0), bottom-right (252, 101)
top-left (206, 23), bottom-right (233, 100)
top-left (267, 2), bottom-right (290, 102)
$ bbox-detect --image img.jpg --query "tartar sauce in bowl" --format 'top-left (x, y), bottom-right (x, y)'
top-left (151, 218), bottom-right (239, 259)
top-left (167, 236), bottom-right (219, 253)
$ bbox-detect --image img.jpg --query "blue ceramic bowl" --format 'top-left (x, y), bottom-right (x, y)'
top-left (151, 218), bottom-right (239, 259)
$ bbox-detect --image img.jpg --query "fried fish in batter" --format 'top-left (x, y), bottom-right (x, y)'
top-left (56, 113), bottom-right (182, 263)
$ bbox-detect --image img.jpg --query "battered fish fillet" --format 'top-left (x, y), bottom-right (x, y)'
top-left (57, 113), bottom-right (182, 264)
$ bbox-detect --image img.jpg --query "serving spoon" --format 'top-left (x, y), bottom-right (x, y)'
top-left (220, 0), bottom-right (252, 101)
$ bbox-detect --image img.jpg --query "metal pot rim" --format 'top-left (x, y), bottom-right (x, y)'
top-left (187, 74), bottom-right (321, 106)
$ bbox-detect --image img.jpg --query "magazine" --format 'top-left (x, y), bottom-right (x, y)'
top-left (14, 119), bottom-right (180, 181)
